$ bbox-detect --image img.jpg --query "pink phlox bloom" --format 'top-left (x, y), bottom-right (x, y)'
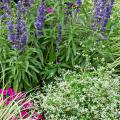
top-left (47, 7), bottom-right (53, 13)
top-left (38, 113), bottom-right (45, 120)
top-left (5, 96), bottom-right (15, 105)
top-left (7, 87), bottom-right (15, 97)
top-left (21, 110), bottom-right (29, 119)
top-left (0, 88), bottom-right (7, 96)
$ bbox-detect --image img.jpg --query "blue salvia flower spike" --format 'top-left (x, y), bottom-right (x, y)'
top-left (35, 0), bottom-right (45, 37)
top-left (92, 0), bottom-right (114, 40)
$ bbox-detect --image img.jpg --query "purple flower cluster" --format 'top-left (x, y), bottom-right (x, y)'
top-left (35, 0), bottom-right (45, 37)
top-left (1, 0), bottom-right (10, 4)
top-left (64, 2), bottom-right (74, 24)
top-left (8, 20), bottom-right (16, 42)
top-left (20, 0), bottom-right (34, 13)
top-left (76, 0), bottom-right (82, 12)
top-left (64, 1), bottom-right (82, 23)
top-left (0, 13), bottom-right (8, 19)
top-left (64, 2), bottom-right (74, 16)
top-left (8, 0), bottom-right (27, 49)
top-left (0, 0), bottom-right (11, 20)
top-left (92, 0), bottom-right (114, 39)
top-left (76, 0), bottom-right (82, 6)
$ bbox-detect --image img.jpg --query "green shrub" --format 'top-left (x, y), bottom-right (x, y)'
top-left (31, 67), bottom-right (119, 120)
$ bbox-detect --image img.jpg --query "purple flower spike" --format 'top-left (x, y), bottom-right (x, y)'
top-left (1, 13), bottom-right (8, 19)
top-left (8, 0), bottom-right (27, 50)
top-left (92, 0), bottom-right (114, 40)
top-left (0, 0), bottom-right (11, 20)
top-left (8, 20), bottom-right (16, 42)
top-left (35, 0), bottom-right (45, 37)
top-left (17, 0), bottom-right (22, 19)
top-left (15, 19), bottom-right (27, 49)
top-left (20, 20), bottom-right (27, 48)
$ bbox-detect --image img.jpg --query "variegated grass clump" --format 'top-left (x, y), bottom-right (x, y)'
top-left (0, 94), bottom-right (31, 120)
top-left (0, 87), bottom-right (45, 120)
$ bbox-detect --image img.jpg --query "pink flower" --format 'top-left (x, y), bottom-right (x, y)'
top-left (7, 87), bottom-right (15, 97)
top-left (38, 114), bottom-right (44, 119)
top-left (5, 97), bottom-right (15, 105)
top-left (0, 88), bottom-right (7, 95)
top-left (21, 110), bottom-right (29, 119)
top-left (47, 7), bottom-right (53, 13)
top-left (22, 100), bottom-right (34, 109)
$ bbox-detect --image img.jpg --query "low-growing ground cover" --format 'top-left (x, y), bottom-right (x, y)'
top-left (0, 0), bottom-right (120, 120)
top-left (30, 66), bottom-right (120, 120)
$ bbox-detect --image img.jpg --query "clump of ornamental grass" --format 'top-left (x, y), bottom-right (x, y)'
top-left (30, 66), bottom-right (119, 120)
top-left (0, 87), bottom-right (45, 120)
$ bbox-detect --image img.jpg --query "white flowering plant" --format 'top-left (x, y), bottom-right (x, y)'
top-left (30, 66), bottom-right (119, 120)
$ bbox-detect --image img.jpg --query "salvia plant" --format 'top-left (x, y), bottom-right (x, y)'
top-left (0, 0), bottom-right (117, 90)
